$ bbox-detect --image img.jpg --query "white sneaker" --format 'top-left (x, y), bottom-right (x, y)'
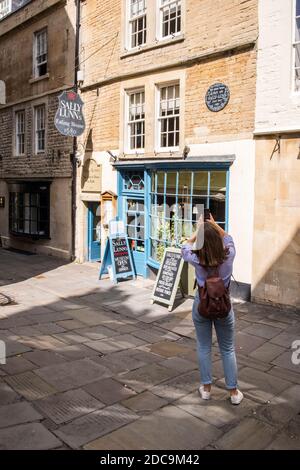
top-left (230, 389), bottom-right (244, 405)
top-left (199, 385), bottom-right (211, 400)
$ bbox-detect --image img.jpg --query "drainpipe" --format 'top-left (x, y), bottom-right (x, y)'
top-left (71, 0), bottom-right (81, 261)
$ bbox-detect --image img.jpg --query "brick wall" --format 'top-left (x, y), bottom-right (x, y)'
top-left (0, 92), bottom-right (73, 179)
top-left (80, 0), bottom-right (258, 87)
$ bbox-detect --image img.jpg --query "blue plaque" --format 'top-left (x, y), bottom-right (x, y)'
top-left (205, 83), bottom-right (230, 112)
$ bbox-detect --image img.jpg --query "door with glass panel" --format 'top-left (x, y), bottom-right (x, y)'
top-left (125, 197), bottom-right (145, 276)
top-left (88, 202), bottom-right (101, 262)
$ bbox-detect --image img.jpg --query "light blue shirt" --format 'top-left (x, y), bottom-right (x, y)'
top-left (181, 234), bottom-right (236, 287)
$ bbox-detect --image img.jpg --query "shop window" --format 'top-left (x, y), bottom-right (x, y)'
top-left (294, 0), bottom-right (300, 90)
top-left (128, 0), bottom-right (147, 49)
top-left (149, 170), bottom-right (227, 262)
top-left (123, 171), bottom-right (145, 191)
top-left (160, 0), bottom-right (181, 39)
top-left (9, 183), bottom-right (50, 238)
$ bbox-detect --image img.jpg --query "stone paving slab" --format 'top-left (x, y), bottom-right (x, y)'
top-left (243, 323), bottom-right (283, 340)
top-left (249, 342), bottom-right (286, 363)
top-left (118, 363), bottom-right (178, 393)
top-left (158, 357), bottom-right (198, 374)
top-left (228, 367), bottom-right (291, 403)
top-left (176, 389), bottom-right (259, 428)
top-left (84, 405), bottom-right (222, 450)
top-left (0, 401), bottom-right (43, 428)
top-left (85, 334), bottom-right (147, 354)
top-left (0, 422), bottom-right (62, 450)
top-left (255, 384), bottom-right (300, 426)
top-left (271, 351), bottom-right (300, 373)
top-left (270, 332), bottom-right (299, 348)
top-left (0, 355), bottom-right (36, 375)
top-left (151, 370), bottom-right (200, 402)
top-left (0, 380), bottom-right (20, 404)
top-left (90, 350), bottom-right (148, 375)
top-left (148, 341), bottom-right (191, 358)
top-left (122, 391), bottom-right (169, 413)
top-left (84, 377), bottom-right (137, 405)
top-left (235, 332), bottom-right (266, 355)
top-left (23, 350), bottom-right (68, 367)
top-left (215, 417), bottom-right (278, 450)
top-left (5, 340), bottom-right (32, 357)
top-left (55, 404), bottom-right (139, 449)
top-left (5, 371), bottom-right (57, 400)
top-left (34, 389), bottom-right (105, 425)
top-left (57, 344), bottom-right (100, 361)
top-left (35, 358), bottom-right (112, 392)
top-left (73, 325), bottom-right (118, 341)
top-left (267, 366), bottom-right (300, 385)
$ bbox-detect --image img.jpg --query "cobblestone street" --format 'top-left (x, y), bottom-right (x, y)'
top-left (0, 248), bottom-right (299, 450)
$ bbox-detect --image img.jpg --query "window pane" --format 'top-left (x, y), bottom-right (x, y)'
top-left (192, 197), bottom-right (206, 222)
top-left (296, 17), bottom-right (300, 42)
top-left (209, 199), bottom-right (226, 223)
top-left (297, 0), bottom-right (300, 17)
top-left (210, 171), bottom-right (226, 194)
top-left (193, 172), bottom-right (208, 195)
top-left (178, 172), bottom-right (191, 195)
top-left (157, 172), bottom-right (165, 193)
top-left (166, 172), bottom-right (176, 193)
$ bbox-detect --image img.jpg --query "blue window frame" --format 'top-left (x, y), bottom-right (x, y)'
top-left (117, 165), bottom-right (230, 273)
top-left (149, 169), bottom-right (228, 263)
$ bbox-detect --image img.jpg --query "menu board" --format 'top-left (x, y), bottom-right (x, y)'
top-left (151, 248), bottom-right (184, 311)
top-left (112, 237), bottom-right (132, 275)
top-left (99, 232), bottom-right (136, 283)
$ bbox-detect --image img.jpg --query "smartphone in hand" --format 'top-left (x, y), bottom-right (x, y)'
top-left (204, 208), bottom-right (211, 221)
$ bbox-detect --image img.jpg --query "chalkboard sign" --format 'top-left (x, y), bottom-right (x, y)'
top-left (151, 248), bottom-right (184, 311)
top-left (111, 237), bottom-right (132, 276)
top-left (99, 233), bottom-right (135, 283)
top-left (205, 83), bottom-right (230, 112)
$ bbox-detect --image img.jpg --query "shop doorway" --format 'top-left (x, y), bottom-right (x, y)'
top-left (87, 202), bottom-right (101, 262)
top-left (125, 197), bottom-right (145, 276)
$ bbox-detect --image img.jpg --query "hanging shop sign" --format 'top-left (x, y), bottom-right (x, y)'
top-left (54, 90), bottom-right (85, 137)
top-left (205, 83), bottom-right (230, 112)
top-left (99, 229), bottom-right (136, 284)
top-left (151, 248), bottom-right (185, 312)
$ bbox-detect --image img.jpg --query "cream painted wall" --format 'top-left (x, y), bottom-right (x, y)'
top-left (255, 0), bottom-right (300, 131)
top-left (189, 139), bottom-right (256, 285)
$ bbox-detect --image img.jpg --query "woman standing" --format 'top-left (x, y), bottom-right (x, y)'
top-left (181, 215), bottom-right (243, 405)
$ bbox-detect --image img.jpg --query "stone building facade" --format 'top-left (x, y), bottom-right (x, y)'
top-left (0, 0), bottom-right (76, 259)
top-left (77, 0), bottom-right (258, 299)
top-left (252, 0), bottom-right (300, 308)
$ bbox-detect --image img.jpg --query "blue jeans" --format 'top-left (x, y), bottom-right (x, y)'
top-left (192, 292), bottom-right (238, 389)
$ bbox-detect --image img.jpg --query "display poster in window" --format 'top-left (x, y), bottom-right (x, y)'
top-left (99, 231), bottom-right (136, 283)
top-left (205, 83), bottom-right (230, 112)
top-left (54, 90), bottom-right (85, 137)
top-left (151, 248), bottom-right (184, 311)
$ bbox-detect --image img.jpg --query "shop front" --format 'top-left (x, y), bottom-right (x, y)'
top-left (115, 158), bottom-right (232, 279)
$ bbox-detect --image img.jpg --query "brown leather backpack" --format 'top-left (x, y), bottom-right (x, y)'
top-left (198, 267), bottom-right (231, 320)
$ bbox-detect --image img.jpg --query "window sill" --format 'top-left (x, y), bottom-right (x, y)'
top-left (29, 73), bottom-right (50, 84)
top-left (121, 35), bottom-right (185, 59)
top-left (10, 231), bottom-right (50, 241)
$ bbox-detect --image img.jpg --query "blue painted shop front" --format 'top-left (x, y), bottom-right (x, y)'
top-left (116, 161), bottom-right (230, 278)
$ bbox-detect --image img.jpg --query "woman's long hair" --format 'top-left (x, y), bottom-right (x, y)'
top-left (193, 222), bottom-right (228, 267)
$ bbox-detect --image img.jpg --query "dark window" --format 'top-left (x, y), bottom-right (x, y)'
top-left (9, 182), bottom-right (50, 238)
